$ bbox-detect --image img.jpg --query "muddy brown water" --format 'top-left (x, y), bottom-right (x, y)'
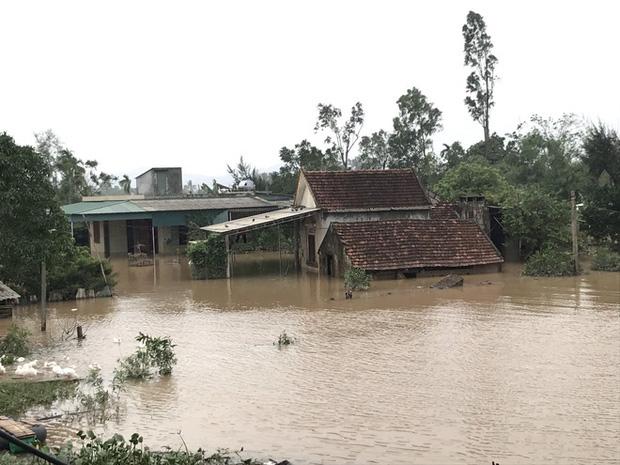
top-left (2, 254), bottom-right (619, 464)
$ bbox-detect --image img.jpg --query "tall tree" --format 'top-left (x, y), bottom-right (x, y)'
top-left (463, 11), bottom-right (498, 153)
top-left (388, 87), bottom-right (442, 185)
top-left (314, 102), bottom-right (364, 170)
top-left (226, 156), bottom-right (269, 191)
top-left (0, 133), bottom-right (74, 296)
top-left (279, 139), bottom-right (338, 172)
top-left (357, 130), bottom-right (392, 169)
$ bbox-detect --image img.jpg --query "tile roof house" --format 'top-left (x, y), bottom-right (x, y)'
top-left (296, 169), bottom-right (502, 277)
top-left (203, 168), bottom-right (504, 279)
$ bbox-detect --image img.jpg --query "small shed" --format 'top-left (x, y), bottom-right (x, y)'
top-left (0, 282), bottom-right (20, 319)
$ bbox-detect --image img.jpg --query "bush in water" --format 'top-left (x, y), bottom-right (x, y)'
top-left (591, 246), bottom-right (620, 271)
top-left (0, 324), bottom-right (30, 365)
top-left (523, 247), bottom-right (576, 277)
top-left (115, 333), bottom-right (177, 381)
top-left (344, 267), bottom-right (370, 290)
top-left (187, 235), bottom-right (227, 279)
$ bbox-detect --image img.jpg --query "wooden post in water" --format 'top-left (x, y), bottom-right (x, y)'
top-left (40, 260), bottom-right (47, 332)
top-left (278, 224), bottom-right (282, 276)
top-left (224, 234), bottom-right (231, 279)
top-left (77, 325), bottom-right (84, 340)
top-left (571, 190), bottom-right (579, 273)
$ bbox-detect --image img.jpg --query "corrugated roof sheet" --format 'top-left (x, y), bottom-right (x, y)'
top-left (330, 219), bottom-right (503, 271)
top-left (134, 197), bottom-right (273, 212)
top-left (0, 282), bottom-right (20, 301)
top-left (203, 207), bottom-right (320, 235)
top-left (63, 196), bottom-right (276, 217)
top-left (302, 169), bottom-right (430, 211)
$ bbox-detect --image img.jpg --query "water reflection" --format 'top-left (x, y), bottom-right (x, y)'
top-left (3, 254), bottom-right (619, 465)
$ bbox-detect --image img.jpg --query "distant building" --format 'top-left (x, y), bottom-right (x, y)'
top-left (63, 167), bottom-right (278, 257)
top-left (136, 167), bottom-right (183, 197)
top-left (204, 169), bottom-right (503, 279)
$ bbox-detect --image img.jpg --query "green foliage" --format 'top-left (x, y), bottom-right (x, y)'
top-left (77, 365), bottom-right (124, 424)
top-left (0, 133), bottom-right (75, 298)
top-left (344, 267), bottom-right (370, 290)
top-left (227, 156), bottom-right (270, 191)
top-left (33, 431), bottom-right (264, 465)
top-left (48, 246), bottom-right (116, 299)
top-left (314, 102), bottom-right (364, 170)
top-left (501, 186), bottom-right (571, 258)
top-left (115, 333), bottom-right (177, 381)
top-left (523, 247), bottom-right (575, 277)
top-left (0, 325), bottom-right (30, 364)
top-left (502, 114), bottom-right (587, 198)
top-left (434, 160), bottom-right (510, 203)
top-left (275, 330), bottom-right (295, 347)
top-left (591, 247), bottom-right (620, 272)
top-left (186, 211), bottom-right (223, 241)
top-left (187, 235), bottom-right (227, 279)
top-left (0, 379), bottom-right (78, 417)
top-left (389, 87), bottom-right (443, 173)
top-left (463, 10), bottom-right (497, 144)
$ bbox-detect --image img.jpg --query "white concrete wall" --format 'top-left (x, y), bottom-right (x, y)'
top-left (89, 221), bottom-right (105, 257)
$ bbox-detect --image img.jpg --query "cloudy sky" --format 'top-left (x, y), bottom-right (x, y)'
top-left (1, 0), bottom-right (619, 184)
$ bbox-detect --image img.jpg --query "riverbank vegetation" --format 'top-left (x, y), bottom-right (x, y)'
top-left (591, 247), bottom-right (620, 272)
top-left (0, 325), bottom-right (30, 365)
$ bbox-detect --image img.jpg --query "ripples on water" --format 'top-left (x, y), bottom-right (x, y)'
top-left (4, 255), bottom-right (619, 465)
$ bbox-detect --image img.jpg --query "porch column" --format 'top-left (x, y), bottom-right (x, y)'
top-left (225, 234), bottom-right (231, 279)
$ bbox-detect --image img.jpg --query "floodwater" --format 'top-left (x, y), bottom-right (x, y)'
top-left (4, 254), bottom-right (620, 465)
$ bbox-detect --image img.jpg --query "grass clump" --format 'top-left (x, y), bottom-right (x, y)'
top-left (591, 246), bottom-right (620, 271)
top-left (523, 247), bottom-right (576, 277)
top-left (115, 333), bottom-right (177, 381)
top-left (0, 324), bottom-right (30, 365)
top-left (0, 379), bottom-right (78, 417)
top-left (344, 267), bottom-right (370, 290)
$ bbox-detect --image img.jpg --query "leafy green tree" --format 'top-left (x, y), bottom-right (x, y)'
top-left (466, 133), bottom-right (506, 164)
top-left (0, 133), bottom-right (75, 296)
top-left (357, 130), bottom-right (392, 169)
top-left (35, 130), bottom-right (119, 203)
top-left (582, 123), bottom-right (620, 183)
top-left (440, 141), bottom-right (467, 170)
top-left (389, 87), bottom-right (442, 167)
top-left (501, 186), bottom-right (571, 258)
top-left (580, 124), bottom-right (620, 248)
top-left (279, 139), bottom-right (338, 172)
top-left (434, 159), bottom-right (510, 203)
top-left (314, 102), bottom-right (364, 170)
top-left (463, 11), bottom-right (498, 152)
top-left (502, 114), bottom-right (587, 198)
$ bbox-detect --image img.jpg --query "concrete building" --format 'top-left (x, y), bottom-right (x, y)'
top-left (63, 196), bottom-right (278, 258)
top-left (136, 167), bottom-right (183, 197)
top-left (204, 169), bottom-right (503, 279)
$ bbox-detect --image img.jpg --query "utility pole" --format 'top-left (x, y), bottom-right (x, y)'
top-left (40, 260), bottom-right (47, 331)
top-left (571, 190), bottom-right (579, 274)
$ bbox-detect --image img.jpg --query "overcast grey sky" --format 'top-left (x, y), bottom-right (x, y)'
top-left (2, 0), bottom-right (619, 184)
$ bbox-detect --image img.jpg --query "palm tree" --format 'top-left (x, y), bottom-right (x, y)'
top-left (119, 174), bottom-right (131, 194)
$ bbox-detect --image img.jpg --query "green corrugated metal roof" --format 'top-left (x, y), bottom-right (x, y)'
top-left (62, 200), bottom-right (128, 215)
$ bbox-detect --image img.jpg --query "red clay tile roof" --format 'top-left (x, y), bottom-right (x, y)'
top-left (430, 202), bottom-right (459, 219)
top-left (331, 219), bottom-right (503, 271)
top-left (302, 169), bottom-right (430, 211)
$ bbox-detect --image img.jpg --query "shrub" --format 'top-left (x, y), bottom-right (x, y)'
top-left (344, 267), bottom-right (370, 290)
top-left (523, 247), bottom-right (576, 277)
top-left (591, 247), bottom-right (620, 271)
top-left (48, 246), bottom-right (117, 299)
top-left (187, 235), bottom-right (227, 279)
top-left (0, 324), bottom-right (30, 364)
top-left (115, 333), bottom-right (177, 381)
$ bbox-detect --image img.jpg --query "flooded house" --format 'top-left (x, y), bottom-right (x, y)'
top-left (204, 169), bottom-right (503, 278)
top-left (62, 167), bottom-right (279, 258)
